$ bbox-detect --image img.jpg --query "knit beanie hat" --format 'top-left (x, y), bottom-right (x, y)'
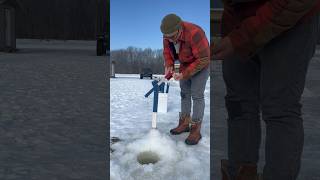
top-left (160, 14), bottom-right (182, 35)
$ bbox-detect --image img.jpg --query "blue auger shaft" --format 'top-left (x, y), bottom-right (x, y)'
top-left (166, 83), bottom-right (170, 93)
top-left (153, 84), bottom-right (159, 112)
top-left (144, 80), bottom-right (158, 97)
top-left (159, 83), bottom-right (165, 93)
top-left (145, 80), bottom-right (165, 98)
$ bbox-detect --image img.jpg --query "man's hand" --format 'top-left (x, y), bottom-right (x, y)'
top-left (165, 66), bottom-right (173, 76)
top-left (173, 73), bottom-right (183, 81)
top-left (212, 37), bottom-right (234, 60)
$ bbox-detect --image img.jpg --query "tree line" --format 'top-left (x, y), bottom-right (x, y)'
top-left (111, 47), bottom-right (165, 74)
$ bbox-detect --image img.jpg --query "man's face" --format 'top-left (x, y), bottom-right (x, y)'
top-left (164, 29), bottom-right (180, 42)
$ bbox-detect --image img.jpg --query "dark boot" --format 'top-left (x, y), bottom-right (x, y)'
top-left (221, 159), bottom-right (231, 180)
top-left (185, 120), bottom-right (202, 145)
top-left (170, 113), bottom-right (190, 135)
top-left (221, 159), bottom-right (260, 180)
top-left (236, 163), bottom-right (259, 180)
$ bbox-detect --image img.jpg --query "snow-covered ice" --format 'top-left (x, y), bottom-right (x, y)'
top-left (110, 74), bottom-right (210, 180)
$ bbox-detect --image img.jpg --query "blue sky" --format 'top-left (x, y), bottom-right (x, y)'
top-left (110, 0), bottom-right (210, 50)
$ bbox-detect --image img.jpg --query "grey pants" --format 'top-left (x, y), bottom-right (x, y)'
top-left (180, 66), bottom-right (209, 122)
top-left (223, 15), bottom-right (319, 180)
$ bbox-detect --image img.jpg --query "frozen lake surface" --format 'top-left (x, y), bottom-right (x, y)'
top-left (110, 74), bottom-right (210, 180)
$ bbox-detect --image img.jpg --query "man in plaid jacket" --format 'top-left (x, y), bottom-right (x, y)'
top-left (160, 14), bottom-right (210, 145)
top-left (212, 0), bottom-right (320, 179)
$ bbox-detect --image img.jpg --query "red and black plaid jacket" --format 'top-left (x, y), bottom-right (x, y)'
top-left (163, 21), bottom-right (210, 80)
top-left (221, 0), bottom-right (320, 57)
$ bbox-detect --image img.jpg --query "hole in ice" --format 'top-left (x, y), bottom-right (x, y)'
top-left (111, 137), bottom-right (121, 144)
top-left (137, 151), bottom-right (160, 165)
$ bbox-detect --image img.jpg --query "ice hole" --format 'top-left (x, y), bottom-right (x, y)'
top-left (137, 151), bottom-right (160, 165)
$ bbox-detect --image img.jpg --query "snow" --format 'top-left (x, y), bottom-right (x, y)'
top-left (110, 74), bottom-right (210, 180)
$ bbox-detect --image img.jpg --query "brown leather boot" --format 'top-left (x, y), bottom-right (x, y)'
top-left (221, 159), bottom-right (260, 180)
top-left (170, 113), bottom-right (190, 135)
top-left (185, 120), bottom-right (202, 145)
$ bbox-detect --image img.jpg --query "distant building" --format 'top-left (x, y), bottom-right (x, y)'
top-left (0, 0), bottom-right (21, 52)
top-left (14, 0), bottom-right (107, 41)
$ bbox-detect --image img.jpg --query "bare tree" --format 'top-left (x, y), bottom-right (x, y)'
top-left (111, 47), bottom-right (165, 74)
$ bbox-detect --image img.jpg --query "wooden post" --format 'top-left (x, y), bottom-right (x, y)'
top-left (0, 6), bottom-right (5, 51)
top-left (0, 5), bottom-right (15, 52)
top-left (111, 60), bottom-right (115, 78)
top-left (5, 7), bottom-right (15, 51)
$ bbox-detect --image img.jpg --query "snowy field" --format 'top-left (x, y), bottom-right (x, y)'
top-left (110, 74), bottom-right (210, 180)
